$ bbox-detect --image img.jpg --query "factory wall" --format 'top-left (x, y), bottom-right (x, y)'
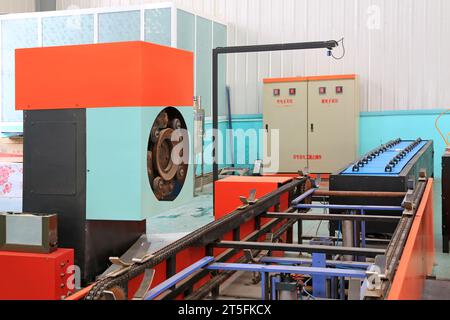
top-left (210, 110), bottom-right (449, 179)
top-left (0, 1), bottom-right (35, 13)
top-left (56, 0), bottom-right (450, 115)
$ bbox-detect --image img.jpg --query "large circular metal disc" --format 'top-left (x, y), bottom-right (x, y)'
top-left (154, 128), bottom-right (179, 181)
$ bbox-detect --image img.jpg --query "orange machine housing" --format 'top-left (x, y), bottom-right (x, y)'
top-left (215, 176), bottom-right (294, 257)
top-left (387, 179), bottom-right (435, 300)
top-left (0, 249), bottom-right (74, 300)
top-left (15, 41), bottom-right (194, 110)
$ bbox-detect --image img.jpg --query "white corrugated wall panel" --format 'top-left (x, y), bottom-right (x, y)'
top-left (0, 0), bottom-right (35, 13)
top-left (56, 0), bottom-right (450, 114)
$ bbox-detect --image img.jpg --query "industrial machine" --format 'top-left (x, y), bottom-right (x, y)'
top-left (443, 149), bottom-right (450, 253)
top-left (67, 170), bottom-right (434, 301)
top-left (14, 41), bottom-right (195, 283)
top-left (262, 75), bottom-right (359, 174)
top-left (329, 138), bottom-right (434, 235)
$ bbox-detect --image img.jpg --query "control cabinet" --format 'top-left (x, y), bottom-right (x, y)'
top-left (263, 75), bottom-right (359, 174)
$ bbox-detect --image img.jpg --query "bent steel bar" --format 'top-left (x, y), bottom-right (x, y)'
top-left (206, 263), bottom-right (367, 278)
top-left (295, 204), bottom-right (404, 211)
top-left (262, 213), bottom-right (401, 222)
top-left (214, 241), bottom-right (385, 257)
top-left (144, 257), bottom-right (214, 300)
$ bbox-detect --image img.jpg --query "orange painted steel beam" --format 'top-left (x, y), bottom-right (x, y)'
top-left (263, 74), bottom-right (356, 84)
top-left (64, 285), bottom-right (94, 301)
top-left (387, 179), bottom-right (435, 300)
top-left (15, 41), bottom-right (194, 110)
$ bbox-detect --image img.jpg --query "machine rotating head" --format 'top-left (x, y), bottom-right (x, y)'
top-left (148, 107), bottom-right (189, 201)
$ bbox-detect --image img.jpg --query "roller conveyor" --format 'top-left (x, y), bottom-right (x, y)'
top-left (330, 138), bottom-right (434, 235)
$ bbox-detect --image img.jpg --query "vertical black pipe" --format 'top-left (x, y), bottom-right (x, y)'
top-left (212, 49), bottom-right (219, 184)
top-left (212, 49), bottom-right (219, 219)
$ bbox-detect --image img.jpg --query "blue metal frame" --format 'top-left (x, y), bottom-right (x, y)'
top-left (295, 204), bottom-right (404, 211)
top-left (271, 275), bottom-right (280, 300)
top-left (205, 262), bottom-right (367, 301)
top-left (143, 256), bottom-right (369, 301)
top-left (292, 189), bottom-right (400, 252)
top-left (259, 256), bottom-right (371, 269)
top-left (144, 256), bottom-right (215, 300)
top-left (312, 253), bottom-right (327, 298)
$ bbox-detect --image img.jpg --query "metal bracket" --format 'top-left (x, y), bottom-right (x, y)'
top-left (109, 257), bottom-right (133, 268)
top-left (419, 169), bottom-right (427, 182)
top-left (363, 255), bottom-right (387, 299)
top-left (238, 189), bottom-right (258, 210)
top-left (402, 180), bottom-right (416, 214)
top-left (106, 253), bottom-right (155, 280)
top-left (243, 233), bottom-right (274, 264)
top-left (244, 233), bottom-right (274, 284)
top-left (295, 170), bottom-right (306, 179)
top-left (132, 254), bottom-right (154, 264)
top-left (101, 290), bottom-right (118, 300)
top-left (132, 268), bottom-right (155, 300)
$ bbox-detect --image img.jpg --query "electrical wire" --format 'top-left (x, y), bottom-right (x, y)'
top-left (302, 287), bottom-right (316, 300)
top-left (331, 37), bottom-right (346, 60)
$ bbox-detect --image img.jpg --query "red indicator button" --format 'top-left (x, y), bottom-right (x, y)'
top-left (336, 86), bottom-right (343, 94)
top-left (273, 89), bottom-right (280, 96)
top-left (289, 88), bottom-right (296, 96)
top-left (319, 87), bottom-right (327, 95)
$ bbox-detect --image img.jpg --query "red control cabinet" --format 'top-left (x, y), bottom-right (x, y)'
top-left (0, 249), bottom-right (74, 300)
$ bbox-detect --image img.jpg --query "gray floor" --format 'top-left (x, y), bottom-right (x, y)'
top-left (430, 179), bottom-right (450, 280)
top-left (423, 279), bottom-right (450, 300)
top-left (420, 179), bottom-right (450, 299)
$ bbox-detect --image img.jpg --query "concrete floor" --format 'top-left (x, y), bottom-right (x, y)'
top-left (430, 180), bottom-right (450, 280)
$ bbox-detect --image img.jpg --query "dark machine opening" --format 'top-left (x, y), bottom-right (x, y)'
top-left (148, 107), bottom-right (189, 201)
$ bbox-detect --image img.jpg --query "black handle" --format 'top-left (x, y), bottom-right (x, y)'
top-left (310, 123), bottom-right (314, 133)
top-left (265, 124), bottom-right (269, 132)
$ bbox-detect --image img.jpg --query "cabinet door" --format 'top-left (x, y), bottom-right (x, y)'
top-left (263, 81), bottom-right (308, 173)
top-left (307, 79), bottom-right (358, 173)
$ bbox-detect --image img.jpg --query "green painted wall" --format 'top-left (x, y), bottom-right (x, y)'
top-left (211, 110), bottom-right (449, 178)
top-left (360, 110), bottom-right (449, 179)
